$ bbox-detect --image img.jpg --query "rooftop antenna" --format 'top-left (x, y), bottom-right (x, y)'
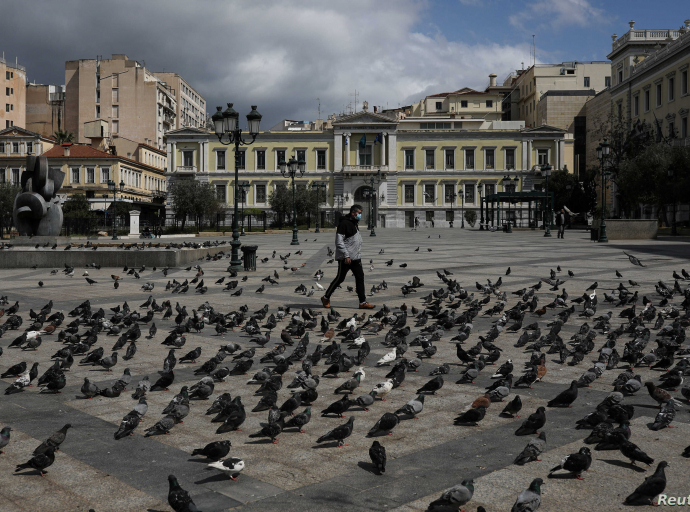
top-left (532, 35), bottom-right (536, 66)
top-left (315, 97), bottom-right (321, 119)
top-left (349, 89), bottom-right (359, 113)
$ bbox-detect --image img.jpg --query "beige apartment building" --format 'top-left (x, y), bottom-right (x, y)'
top-left (1, 55), bottom-right (26, 130)
top-left (25, 84), bottom-right (66, 138)
top-left (65, 54), bottom-right (177, 151)
top-left (153, 72), bottom-right (206, 129)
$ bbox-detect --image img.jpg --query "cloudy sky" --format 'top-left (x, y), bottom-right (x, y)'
top-left (3, 0), bottom-right (688, 127)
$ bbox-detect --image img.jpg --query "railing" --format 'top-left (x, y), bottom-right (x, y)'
top-left (672, 137), bottom-right (690, 147)
top-left (0, 57), bottom-right (25, 72)
top-left (49, 92), bottom-right (65, 102)
top-left (632, 29), bottom-right (689, 75)
top-left (342, 165), bottom-right (389, 173)
top-left (175, 166), bottom-right (197, 173)
top-left (612, 29), bottom-right (681, 52)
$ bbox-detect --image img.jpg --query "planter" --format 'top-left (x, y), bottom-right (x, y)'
top-left (591, 219), bottom-right (657, 240)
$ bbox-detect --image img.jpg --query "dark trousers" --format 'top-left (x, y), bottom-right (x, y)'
top-left (325, 259), bottom-right (366, 303)
top-left (557, 225), bottom-right (565, 238)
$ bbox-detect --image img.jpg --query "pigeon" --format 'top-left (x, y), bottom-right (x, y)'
top-left (549, 447), bottom-right (592, 479)
top-left (620, 440), bottom-right (654, 467)
top-left (15, 447), bottom-right (55, 475)
top-left (395, 394), bottom-right (425, 418)
top-left (33, 424), bottom-right (71, 455)
top-left (416, 376), bottom-right (444, 395)
top-left (651, 401), bottom-right (677, 430)
top-left (624, 251), bottom-right (645, 267)
top-left (145, 415), bottom-right (176, 436)
top-left (624, 461), bottom-right (668, 505)
top-left (514, 432), bottom-right (546, 465)
top-left (192, 440), bottom-right (232, 461)
top-left (0, 427), bottom-right (12, 453)
top-left (316, 416), bottom-right (355, 447)
top-left (501, 395), bottom-right (523, 418)
top-left (511, 478), bottom-right (543, 512)
top-left (114, 410), bottom-right (143, 440)
top-left (208, 457), bottom-right (245, 481)
top-left (547, 380), bottom-right (578, 407)
top-left (515, 407), bottom-right (546, 436)
top-left (167, 474), bottom-right (200, 512)
top-left (428, 480), bottom-right (475, 511)
top-left (368, 412), bottom-right (399, 436)
top-left (80, 377), bottom-right (100, 398)
top-left (454, 405), bottom-right (486, 426)
top-left (369, 440), bottom-right (386, 474)
top-left (285, 407), bottom-right (312, 433)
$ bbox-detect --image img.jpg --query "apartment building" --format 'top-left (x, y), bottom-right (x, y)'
top-left (65, 54), bottom-right (177, 151)
top-left (0, 126), bottom-right (56, 185)
top-left (153, 72), bottom-right (206, 129)
top-left (0, 55), bottom-right (26, 130)
top-left (25, 84), bottom-right (66, 138)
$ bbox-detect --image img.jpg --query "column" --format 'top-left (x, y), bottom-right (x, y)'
top-left (553, 139), bottom-right (559, 170)
top-left (522, 140), bottom-right (528, 170)
top-left (380, 132), bottom-right (386, 167)
top-left (334, 132), bottom-right (343, 171)
top-left (527, 140), bottom-right (532, 169)
top-left (170, 142), bottom-right (176, 172)
top-left (559, 139), bottom-right (565, 170)
top-left (344, 133), bottom-right (351, 166)
top-left (387, 133), bottom-right (397, 170)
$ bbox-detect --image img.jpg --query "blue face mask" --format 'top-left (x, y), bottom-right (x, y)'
top-left (355, 213), bottom-right (362, 220)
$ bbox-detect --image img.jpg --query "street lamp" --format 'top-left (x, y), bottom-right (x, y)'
top-left (596, 139), bottom-right (610, 243)
top-left (541, 164), bottom-right (553, 237)
top-left (447, 191), bottom-right (456, 228)
top-left (107, 179), bottom-right (125, 240)
top-left (501, 175), bottom-right (519, 233)
top-left (239, 181), bottom-right (250, 236)
top-left (362, 170), bottom-right (381, 236)
top-left (311, 182), bottom-right (327, 233)
top-left (668, 166), bottom-right (677, 236)
top-left (211, 103), bottom-right (262, 270)
top-left (279, 157), bottom-right (306, 245)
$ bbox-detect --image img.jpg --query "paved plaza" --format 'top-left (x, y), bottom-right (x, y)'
top-left (0, 227), bottom-right (689, 512)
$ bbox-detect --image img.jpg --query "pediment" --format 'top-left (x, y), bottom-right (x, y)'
top-left (333, 111), bottom-right (398, 126)
top-left (0, 127), bottom-right (41, 138)
top-left (165, 127), bottom-right (210, 136)
top-left (523, 124), bottom-right (566, 133)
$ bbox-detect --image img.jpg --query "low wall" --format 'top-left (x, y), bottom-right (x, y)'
top-left (0, 246), bottom-right (228, 269)
top-left (591, 219), bottom-right (657, 240)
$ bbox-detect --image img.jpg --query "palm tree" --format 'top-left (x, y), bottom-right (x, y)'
top-left (52, 130), bottom-right (75, 144)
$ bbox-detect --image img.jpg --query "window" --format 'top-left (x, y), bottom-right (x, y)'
top-left (12, 142), bottom-right (19, 153)
top-left (25, 141), bottom-right (33, 153)
top-left (71, 168), bottom-right (80, 184)
top-left (682, 70), bottom-right (688, 96)
top-left (465, 149), bottom-right (474, 170)
top-left (86, 168), bottom-right (95, 184)
top-left (101, 167), bottom-right (110, 183)
top-left (217, 150), bottom-right (226, 170)
top-left (296, 149), bottom-right (306, 164)
top-left (4, 104), bottom-right (9, 112)
top-left (0, 170), bottom-right (4, 183)
top-left (112, 89), bottom-right (118, 102)
top-left (618, 70), bottom-right (623, 84)
top-left (445, 149), bottom-right (455, 170)
top-left (237, 150), bottom-right (246, 170)
top-left (0, 143), bottom-right (4, 153)
top-left (485, 149), bottom-right (495, 169)
top-left (257, 150), bottom-right (266, 170)
top-left (485, 184), bottom-right (495, 196)
top-left (96, 89), bottom-right (100, 103)
top-left (316, 150), bottom-right (326, 170)
top-left (486, 100), bottom-right (493, 108)
top-left (276, 150), bottom-right (286, 167)
top-left (537, 149), bottom-right (549, 166)
top-left (668, 77), bottom-right (675, 102)
top-left (461, 100), bottom-right (468, 108)
top-left (435, 101), bottom-right (443, 110)
top-left (404, 149), bottom-right (414, 169)
top-left (112, 105), bottom-right (118, 118)
top-left (644, 89), bottom-right (650, 112)
top-left (216, 185), bottom-right (226, 203)
top-left (444, 184), bottom-right (455, 203)
top-left (183, 150), bottom-right (193, 167)
top-left (464, 184), bottom-right (475, 204)
top-left (656, 83), bottom-right (662, 107)
top-left (424, 184), bottom-right (435, 204)
top-left (681, 116), bottom-right (687, 139)
top-left (95, 105), bottom-right (100, 118)
top-left (617, 103), bottom-right (622, 120)
top-left (112, 74), bottom-right (118, 87)
top-left (633, 95), bottom-right (639, 117)
top-left (668, 122), bottom-right (675, 138)
top-left (5, 88), bottom-right (8, 96)
top-left (605, 76), bottom-right (611, 87)
top-left (425, 149), bottom-right (435, 169)
top-left (426, 211), bottom-right (434, 222)
top-left (404, 184), bottom-right (414, 204)
top-left (358, 145), bottom-right (371, 165)
top-left (505, 149), bottom-right (515, 170)
top-left (11, 169), bottom-right (19, 186)
top-left (112, 120), bottom-right (118, 133)
top-left (420, 122), bottom-right (451, 129)
top-left (584, 77), bottom-right (590, 88)
top-left (256, 184), bottom-right (267, 203)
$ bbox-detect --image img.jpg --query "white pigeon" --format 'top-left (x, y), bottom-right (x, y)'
top-left (353, 367), bottom-right (366, 382)
top-left (208, 457), bottom-right (245, 481)
top-left (346, 316), bottom-right (357, 329)
top-left (369, 265), bottom-right (374, 271)
top-left (82, 271), bottom-right (89, 276)
top-left (67, 270), bottom-right (74, 277)
top-left (372, 379), bottom-right (393, 400)
top-left (351, 335), bottom-right (366, 346)
top-left (25, 331), bottom-right (40, 340)
top-left (315, 282), bottom-right (324, 291)
top-left (13, 370), bottom-right (30, 389)
top-left (376, 349), bottom-right (397, 366)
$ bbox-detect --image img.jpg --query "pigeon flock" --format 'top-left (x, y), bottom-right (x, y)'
top-left (0, 238), bottom-right (689, 511)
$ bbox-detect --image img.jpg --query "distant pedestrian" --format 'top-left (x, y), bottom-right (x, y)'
top-left (556, 209), bottom-right (566, 239)
top-left (157, 226), bottom-right (163, 238)
top-left (321, 204), bottom-right (374, 310)
top-left (414, 217), bottom-right (419, 230)
top-left (431, 218), bottom-right (435, 228)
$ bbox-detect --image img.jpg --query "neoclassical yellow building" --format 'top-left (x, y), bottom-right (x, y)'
top-left (165, 105), bottom-right (573, 228)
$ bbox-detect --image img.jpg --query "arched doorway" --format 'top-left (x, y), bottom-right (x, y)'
top-left (353, 186), bottom-right (374, 227)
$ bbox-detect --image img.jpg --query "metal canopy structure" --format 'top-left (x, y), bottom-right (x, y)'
top-left (480, 190), bottom-right (554, 231)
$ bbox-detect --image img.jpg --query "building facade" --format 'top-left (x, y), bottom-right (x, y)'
top-left (65, 54), bottom-right (177, 151)
top-left (0, 126), bottom-right (56, 185)
top-left (1, 55), bottom-right (26, 130)
top-left (165, 104), bottom-right (574, 229)
top-left (25, 84), bottom-right (66, 138)
top-left (153, 72), bottom-right (206, 130)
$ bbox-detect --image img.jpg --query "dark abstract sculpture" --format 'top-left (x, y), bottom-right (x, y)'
top-left (13, 155), bottom-right (65, 236)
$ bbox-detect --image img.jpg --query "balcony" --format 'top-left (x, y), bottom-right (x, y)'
top-left (611, 29), bottom-right (681, 52)
top-left (175, 166), bottom-right (197, 175)
top-left (342, 165), bottom-right (388, 175)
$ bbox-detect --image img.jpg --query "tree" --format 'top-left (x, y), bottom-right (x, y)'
top-left (464, 209), bottom-right (477, 227)
top-left (196, 182), bottom-right (221, 230)
top-left (0, 183), bottom-right (21, 238)
top-left (269, 183), bottom-right (291, 226)
top-left (62, 194), bottom-right (91, 217)
top-left (169, 179), bottom-right (198, 230)
top-left (52, 130), bottom-right (75, 145)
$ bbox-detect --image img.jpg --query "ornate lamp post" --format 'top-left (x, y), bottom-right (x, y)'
top-left (542, 164), bottom-right (553, 237)
top-left (279, 157), bottom-right (306, 245)
top-left (362, 170), bottom-right (381, 236)
top-left (211, 103), bottom-right (262, 270)
top-left (107, 179), bottom-right (125, 240)
top-left (460, 189), bottom-right (465, 228)
top-left (311, 182), bottom-right (326, 233)
top-left (448, 191), bottom-right (456, 228)
top-left (596, 139), bottom-right (610, 243)
top-left (502, 175), bottom-right (514, 233)
top-left (239, 181), bottom-right (250, 236)
top-left (668, 166), bottom-right (677, 236)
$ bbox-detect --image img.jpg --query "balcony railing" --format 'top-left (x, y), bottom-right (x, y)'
top-left (175, 166), bottom-right (197, 174)
top-left (612, 29), bottom-right (681, 52)
top-left (342, 165), bottom-right (389, 173)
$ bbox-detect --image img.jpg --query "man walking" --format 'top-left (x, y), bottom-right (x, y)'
top-left (556, 208), bottom-right (566, 238)
top-left (321, 204), bottom-right (374, 309)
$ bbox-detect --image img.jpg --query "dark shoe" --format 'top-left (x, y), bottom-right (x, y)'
top-left (359, 302), bottom-right (375, 309)
top-left (321, 296), bottom-right (330, 308)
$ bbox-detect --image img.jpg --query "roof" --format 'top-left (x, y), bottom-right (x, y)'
top-left (541, 90), bottom-right (596, 98)
top-left (42, 144), bottom-right (166, 174)
top-left (137, 142), bottom-right (167, 155)
top-left (427, 87), bottom-right (489, 98)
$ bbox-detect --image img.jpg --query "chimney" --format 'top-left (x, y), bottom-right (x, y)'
top-left (62, 143), bottom-right (71, 157)
top-left (489, 73), bottom-right (497, 87)
top-left (374, 106), bottom-right (378, 113)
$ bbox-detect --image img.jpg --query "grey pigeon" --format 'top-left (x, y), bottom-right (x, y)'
top-left (0, 427), bottom-right (11, 453)
top-left (145, 415), bottom-right (176, 436)
top-left (511, 478), bottom-right (543, 512)
top-left (624, 461), bottom-right (668, 505)
top-left (355, 391), bottom-right (376, 411)
top-left (33, 424), bottom-right (71, 455)
top-left (650, 400), bottom-right (676, 431)
top-left (514, 432), bottom-right (546, 465)
top-left (428, 479), bottom-right (474, 510)
top-left (81, 377), bottom-right (100, 398)
top-left (394, 394), bottom-right (424, 418)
